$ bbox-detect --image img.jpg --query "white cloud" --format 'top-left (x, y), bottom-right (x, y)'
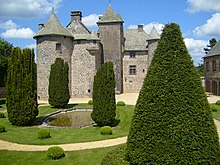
top-left (0, 20), bottom-right (18, 29)
top-left (193, 13), bottom-right (220, 37)
top-left (0, 0), bottom-right (63, 18)
top-left (187, 0), bottom-right (220, 13)
top-left (128, 22), bottom-right (164, 34)
top-left (82, 14), bottom-right (101, 28)
top-left (184, 38), bottom-right (208, 64)
top-left (1, 28), bottom-right (35, 39)
top-left (26, 43), bottom-right (36, 49)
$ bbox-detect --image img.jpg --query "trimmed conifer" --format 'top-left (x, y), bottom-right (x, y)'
top-left (126, 23), bottom-right (220, 164)
top-left (6, 48), bottom-right (38, 126)
top-left (48, 58), bottom-right (70, 108)
top-left (91, 62), bottom-right (116, 126)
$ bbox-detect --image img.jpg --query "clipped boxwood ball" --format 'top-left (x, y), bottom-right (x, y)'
top-left (38, 129), bottom-right (51, 139)
top-left (88, 100), bottom-right (93, 105)
top-left (0, 112), bottom-right (5, 118)
top-left (100, 126), bottom-right (112, 135)
top-left (117, 101), bottom-right (125, 106)
top-left (0, 125), bottom-right (6, 133)
top-left (216, 100), bottom-right (220, 105)
top-left (211, 105), bottom-right (218, 112)
top-left (47, 146), bottom-right (65, 160)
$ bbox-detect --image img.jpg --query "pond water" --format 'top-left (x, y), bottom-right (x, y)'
top-left (44, 109), bottom-right (94, 128)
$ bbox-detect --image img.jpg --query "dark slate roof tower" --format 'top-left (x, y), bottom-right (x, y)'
top-left (97, 5), bottom-right (124, 93)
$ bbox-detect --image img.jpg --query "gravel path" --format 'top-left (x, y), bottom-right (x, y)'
top-left (1, 93), bottom-right (220, 151)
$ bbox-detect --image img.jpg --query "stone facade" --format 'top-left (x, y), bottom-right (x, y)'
top-left (34, 5), bottom-right (160, 99)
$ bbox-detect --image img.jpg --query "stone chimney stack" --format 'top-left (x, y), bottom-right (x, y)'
top-left (38, 24), bottom-right (44, 31)
top-left (71, 11), bottom-right (82, 22)
top-left (138, 25), bottom-right (144, 32)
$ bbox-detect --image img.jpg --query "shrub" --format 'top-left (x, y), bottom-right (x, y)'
top-left (216, 100), bottom-right (220, 105)
top-left (100, 126), bottom-right (112, 135)
top-left (117, 101), bottom-right (125, 106)
top-left (0, 125), bottom-right (6, 133)
top-left (47, 146), bottom-right (65, 160)
top-left (0, 112), bottom-right (5, 118)
top-left (38, 129), bottom-right (51, 139)
top-left (92, 62), bottom-right (116, 126)
top-left (49, 58), bottom-right (70, 108)
top-left (126, 23), bottom-right (220, 164)
top-left (6, 48), bottom-right (38, 126)
top-left (88, 100), bottom-right (93, 105)
top-left (211, 105), bottom-right (218, 112)
top-left (101, 144), bottom-right (129, 165)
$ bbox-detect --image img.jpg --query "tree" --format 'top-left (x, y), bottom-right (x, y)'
top-left (126, 23), bottom-right (220, 164)
top-left (0, 38), bottom-right (13, 87)
top-left (48, 58), bottom-right (70, 108)
top-left (91, 62), bottom-right (116, 126)
top-left (6, 47), bottom-right (38, 126)
top-left (204, 38), bottom-right (217, 54)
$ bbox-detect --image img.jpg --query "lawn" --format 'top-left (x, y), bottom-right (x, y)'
top-left (0, 145), bottom-right (121, 165)
top-left (0, 103), bottom-right (134, 145)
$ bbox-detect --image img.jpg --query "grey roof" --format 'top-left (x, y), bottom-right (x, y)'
top-left (148, 26), bottom-right (160, 40)
top-left (124, 28), bottom-right (149, 51)
top-left (98, 5), bottom-right (123, 23)
top-left (205, 40), bottom-right (220, 57)
top-left (34, 12), bottom-right (73, 38)
top-left (66, 20), bottom-right (99, 40)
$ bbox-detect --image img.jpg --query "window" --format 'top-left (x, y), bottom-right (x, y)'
top-left (56, 43), bottom-right (62, 52)
top-left (129, 65), bottom-right (136, 75)
top-left (130, 51), bottom-right (136, 58)
top-left (213, 60), bottom-right (216, 71)
top-left (77, 40), bottom-right (81, 44)
top-left (206, 61), bottom-right (210, 71)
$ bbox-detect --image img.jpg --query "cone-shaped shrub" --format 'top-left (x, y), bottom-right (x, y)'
top-left (91, 62), bottom-right (116, 126)
top-left (6, 48), bottom-right (38, 126)
top-left (126, 23), bottom-right (220, 164)
top-left (48, 58), bottom-right (70, 108)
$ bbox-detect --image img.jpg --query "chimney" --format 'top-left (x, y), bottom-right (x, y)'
top-left (71, 11), bottom-right (82, 22)
top-left (138, 25), bottom-right (144, 32)
top-left (38, 23), bottom-right (44, 31)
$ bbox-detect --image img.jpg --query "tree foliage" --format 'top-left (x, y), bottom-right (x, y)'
top-left (204, 38), bottom-right (217, 54)
top-left (126, 23), bottom-right (220, 164)
top-left (6, 47), bottom-right (38, 126)
top-left (0, 38), bottom-right (13, 87)
top-left (48, 58), bottom-right (70, 108)
top-left (91, 62), bottom-right (116, 126)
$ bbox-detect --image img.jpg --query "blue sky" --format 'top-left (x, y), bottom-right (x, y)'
top-left (0, 0), bottom-right (220, 65)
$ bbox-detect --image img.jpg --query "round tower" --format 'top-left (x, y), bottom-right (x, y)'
top-left (34, 12), bottom-right (73, 99)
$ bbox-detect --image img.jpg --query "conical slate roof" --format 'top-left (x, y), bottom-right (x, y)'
top-left (148, 26), bottom-right (160, 40)
top-left (205, 40), bottom-right (220, 57)
top-left (98, 5), bottom-right (123, 23)
top-left (34, 12), bottom-right (73, 38)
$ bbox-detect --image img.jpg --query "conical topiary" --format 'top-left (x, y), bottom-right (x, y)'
top-left (126, 23), bottom-right (220, 164)
top-left (48, 58), bottom-right (70, 108)
top-left (91, 61), bottom-right (116, 126)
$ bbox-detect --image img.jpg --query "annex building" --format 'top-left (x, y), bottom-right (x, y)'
top-left (34, 5), bottom-right (160, 99)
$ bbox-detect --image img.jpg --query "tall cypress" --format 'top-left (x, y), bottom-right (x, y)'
top-left (6, 48), bottom-right (38, 126)
top-left (48, 58), bottom-right (70, 108)
top-left (91, 62), bottom-right (116, 126)
top-left (126, 23), bottom-right (220, 164)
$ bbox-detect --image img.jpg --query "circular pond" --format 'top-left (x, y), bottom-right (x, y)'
top-left (42, 108), bottom-right (95, 128)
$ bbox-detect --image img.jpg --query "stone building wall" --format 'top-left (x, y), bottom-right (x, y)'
top-left (147, 40), bottom-right (159, 66)
top-left (36, 35), bottom-right (73, 99)
top-left (98, 23), bottom-right (124, 93)
top-left (71, 41), bottom-right (100, 97)
top-left (123, 51), bottom-right (148, 93)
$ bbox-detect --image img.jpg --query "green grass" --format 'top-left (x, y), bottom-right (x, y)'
top-left (0, 104), bottom-right (134, 145)
top-left (0, 145), bottom-right (120, 165)
top-left (211, 104), bottom-right (220, 120)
